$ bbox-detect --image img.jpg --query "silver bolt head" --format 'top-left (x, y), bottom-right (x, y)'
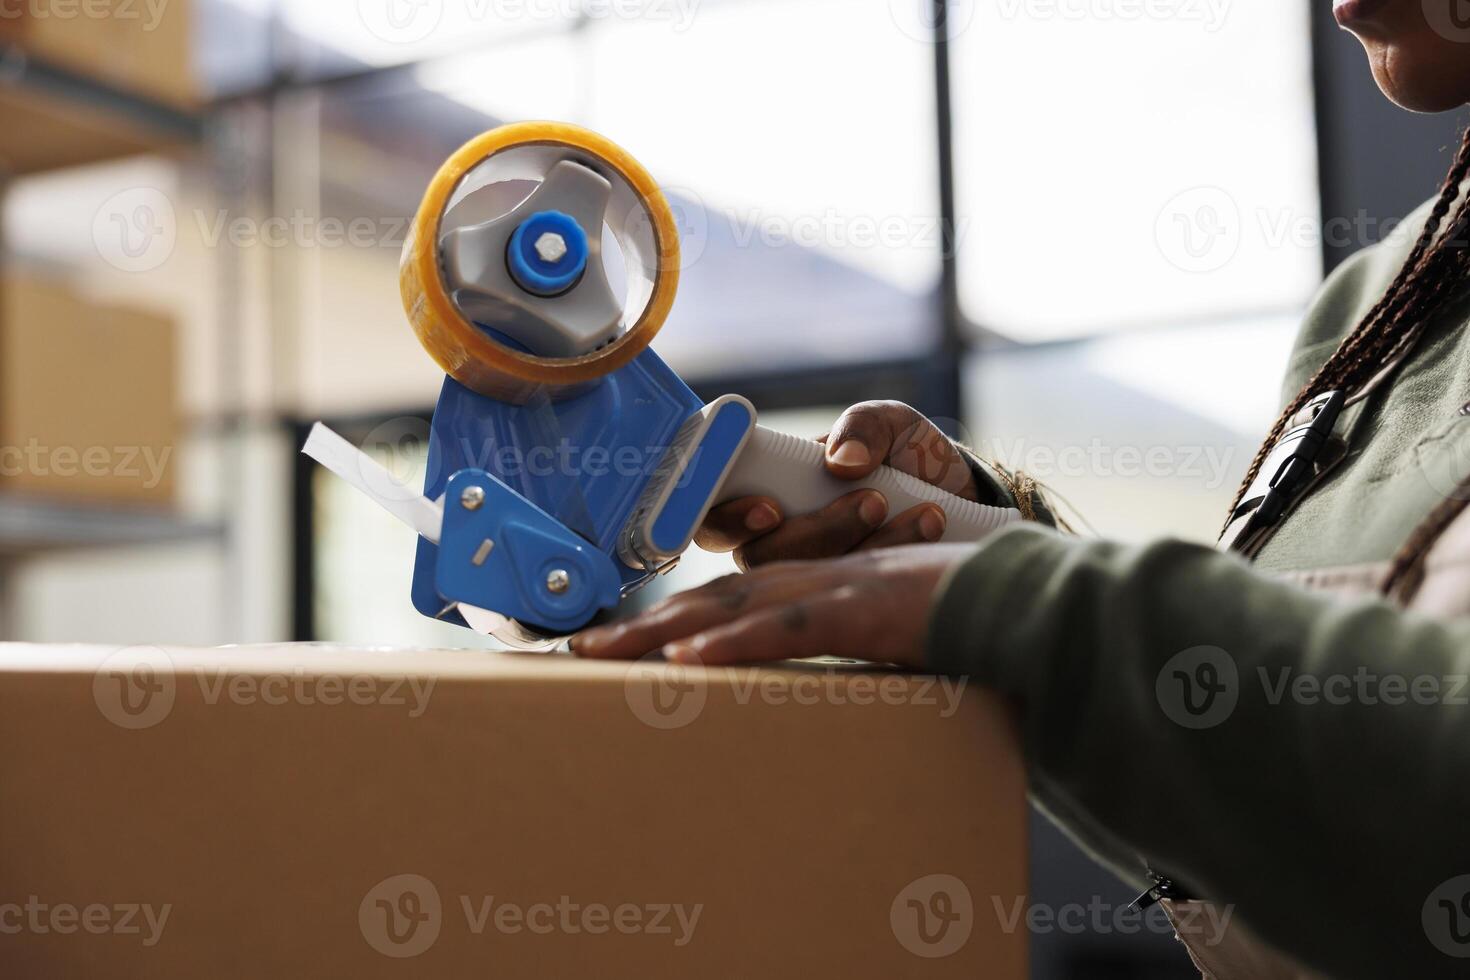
top-left (534, 232), bottom-right (568, 264)
top-left (546, 569), bottom-right (571, 594)
top-left (460, 485), bottom-right (486, 511)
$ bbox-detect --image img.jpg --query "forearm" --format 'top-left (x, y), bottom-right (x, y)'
top-left (927, 524), bottom-right (1470, 976)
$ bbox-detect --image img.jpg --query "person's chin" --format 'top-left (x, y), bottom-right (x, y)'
top-left (1357, 37), bottom-right (1470, 113)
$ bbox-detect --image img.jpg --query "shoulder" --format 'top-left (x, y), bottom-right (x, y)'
top-left (1280, 196), bottom-right (1442, 402)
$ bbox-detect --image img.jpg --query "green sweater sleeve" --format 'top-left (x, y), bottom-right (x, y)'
top-left (927, 523), bottom-right (1470, 977)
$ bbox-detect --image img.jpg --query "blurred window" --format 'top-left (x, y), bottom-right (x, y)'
top-left (951, 2), bottom-right (1322, 341)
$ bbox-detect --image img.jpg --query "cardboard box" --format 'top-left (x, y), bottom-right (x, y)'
top-left (0, 274), bottom-right (179, 505)
top-left (0, 645), bottom-right (1028, 978)
top-left (0, 0), bottom-right (196, 107)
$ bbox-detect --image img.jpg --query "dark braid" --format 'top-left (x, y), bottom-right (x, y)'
top-left (1223, 129), bottom-right (1470, 539)
top-left (1381, 478), bottom-right (1470, 599)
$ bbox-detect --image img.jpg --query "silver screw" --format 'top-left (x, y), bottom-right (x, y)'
top-left (534, 232), bottom-right (568, 264)
top-left (460, 485), bottom-right (485, 511)
top-left (546, 569), bottom-right (571, 594)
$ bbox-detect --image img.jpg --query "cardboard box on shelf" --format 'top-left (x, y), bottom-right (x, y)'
top-left (0, 0), bottom-right (196, 108)
top-left (1, 273), bottom-right (179, 505)
top-left (0, 645), bottom-right (1028, 979)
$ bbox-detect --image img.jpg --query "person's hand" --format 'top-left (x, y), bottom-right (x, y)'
top-left (697, 401), bottom-right (980, 570)
top-left (573, 543), bottom-right (973, 668)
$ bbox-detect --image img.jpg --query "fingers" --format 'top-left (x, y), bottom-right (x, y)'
top-left (733, 489), bottom-right (887, 570)
top-left (854, 504), bottom-right (946, 552)
top-left (693, 497), bottom-right (782, 553)
top-left (574, 563), bottom-right (847, 660)
top-left (664, 584), bottom-right (893, 666)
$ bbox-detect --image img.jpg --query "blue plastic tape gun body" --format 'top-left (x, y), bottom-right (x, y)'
top-left (303, 122), bottom-right (1018, 648)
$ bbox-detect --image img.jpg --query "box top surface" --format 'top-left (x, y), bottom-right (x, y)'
top-left (0, 642), bottom-right (910, 685)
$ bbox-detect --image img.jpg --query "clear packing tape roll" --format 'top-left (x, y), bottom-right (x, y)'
top-left (399, 121), bottom-right (682, 402)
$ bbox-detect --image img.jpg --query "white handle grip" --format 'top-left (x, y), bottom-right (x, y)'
top-left (720, 426), bottom-right (1019, 543)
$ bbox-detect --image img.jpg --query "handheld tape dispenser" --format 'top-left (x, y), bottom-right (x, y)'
top-left (304, 122), bottom-right (1019, 649)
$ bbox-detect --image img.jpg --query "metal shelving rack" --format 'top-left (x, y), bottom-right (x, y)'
top-left (0, 38), bottom-right (233, 636)
top-left (0, 42), bottom-right (203, 175)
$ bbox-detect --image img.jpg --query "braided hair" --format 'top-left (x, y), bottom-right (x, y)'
top-left (1225, 130), bottom-right (1470, 578)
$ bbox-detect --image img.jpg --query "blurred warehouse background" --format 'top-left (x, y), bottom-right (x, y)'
top-left (0, 0), bottom-right (1464, 974)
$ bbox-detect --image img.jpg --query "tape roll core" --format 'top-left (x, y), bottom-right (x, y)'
top-left (400, 122), bottom-right (681, 402)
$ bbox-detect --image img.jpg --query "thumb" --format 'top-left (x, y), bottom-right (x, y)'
top-left (824, 401), bottom-right (977, 499)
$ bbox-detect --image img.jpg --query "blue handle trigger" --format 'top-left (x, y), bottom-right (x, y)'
top-left (435, 469), bottom-right (622, 634)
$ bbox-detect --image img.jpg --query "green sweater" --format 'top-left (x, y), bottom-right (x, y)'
top-left (929, 197), bottom-right (1470, 977)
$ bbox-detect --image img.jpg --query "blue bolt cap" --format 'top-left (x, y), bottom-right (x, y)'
top-left (506, 210), bottom-right (590, 297)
